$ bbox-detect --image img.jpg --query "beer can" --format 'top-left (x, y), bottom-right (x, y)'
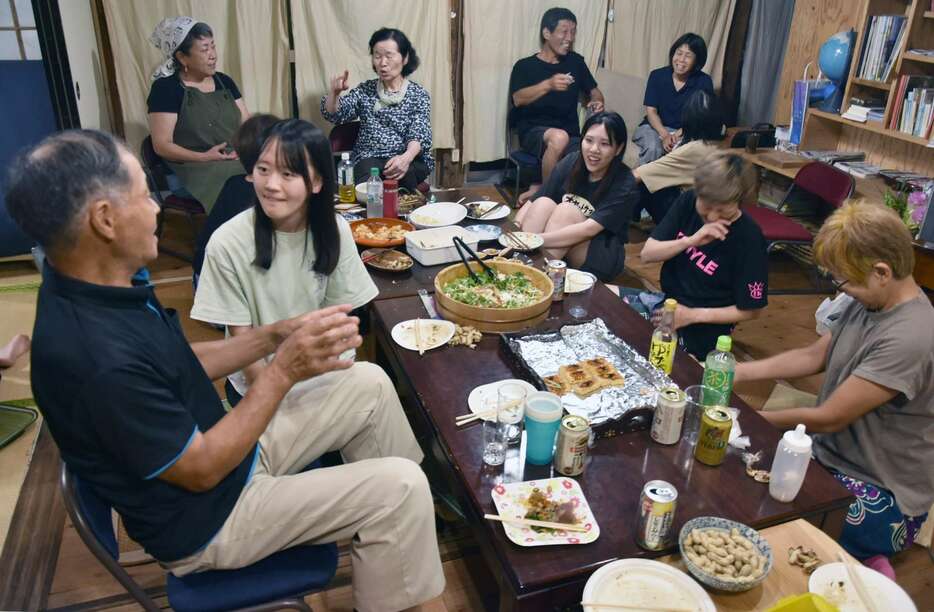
top-left (546, 259), bottom-right (566, 302)
top-left (694, 406), bottom-right (733, 466)
top-left (554, 414), bottom-right (589, 476)
top-left (651, 386), bottom-right (686, 445)
top-left (637, 480), bottom-right (678, 550)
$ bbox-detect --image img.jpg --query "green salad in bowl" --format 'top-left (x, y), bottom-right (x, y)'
top-left (442, 271), bottom-right (544, 309)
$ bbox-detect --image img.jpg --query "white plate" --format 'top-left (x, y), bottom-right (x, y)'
top-left (467, 379), bottom-right (538, 422)
top-left (390, 319), bottom-right (456, 352)
top-left (565, 269), bottom-right (597, 294)
top-left (465, 200), bottom-right (510, 220)
top-left (582, 558), bottom-right (716, 612)
top-left (463, 224), bottom-right (503, 241)
top-left (809, 562), bottom-right (917, 611)
top-left (491, 477), bottom-right (600, 546)
top-left (409, 202), bottom-right (468, 229)
top-left (498, 231), bottom-right (544, 251)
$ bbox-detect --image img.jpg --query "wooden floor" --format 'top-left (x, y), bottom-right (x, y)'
top-left (17, 212), bottom-right (934, 610)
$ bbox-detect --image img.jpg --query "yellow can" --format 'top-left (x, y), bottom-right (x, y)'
top-left (694, 406), bottom-right (732, 466)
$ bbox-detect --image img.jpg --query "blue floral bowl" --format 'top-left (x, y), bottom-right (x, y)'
top-left (678, 516), bottom-right (773, 592)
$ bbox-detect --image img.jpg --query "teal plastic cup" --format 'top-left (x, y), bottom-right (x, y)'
top-left (524, 391), bottom-right (564, 465)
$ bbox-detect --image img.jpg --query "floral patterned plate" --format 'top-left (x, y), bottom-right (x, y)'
top-left (491, 477), bottom-right (600, 546)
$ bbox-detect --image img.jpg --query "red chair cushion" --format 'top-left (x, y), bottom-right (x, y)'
top-left (744, 206), bottom-right (813, 242)
top-left (793, 162), bottom-right (854, 208)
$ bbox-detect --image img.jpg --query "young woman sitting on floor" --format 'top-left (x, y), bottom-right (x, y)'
top-left (191, 119), bottom-right (378, 404)
top-left (735, 201), bottom-right (933, 579)
top-left (514, 111), bottom-right (639, 282)
top-left (616, 150), bottom-right (768, 359)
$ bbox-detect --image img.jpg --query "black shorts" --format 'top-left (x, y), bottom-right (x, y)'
top-left (519, 126), bottom-right (580, 160)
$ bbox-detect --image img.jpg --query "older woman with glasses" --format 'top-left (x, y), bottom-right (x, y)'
top-left (735, 201), bottom-right (934, 579)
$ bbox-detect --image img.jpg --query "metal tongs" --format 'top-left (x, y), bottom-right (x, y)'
top-left (452, 235), bottom-right (496, 283)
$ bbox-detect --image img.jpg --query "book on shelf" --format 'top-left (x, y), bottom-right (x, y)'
top-left (842, 104), bottom-right (885, 122)
top-left (889, 76), bottom-right (934, 135)
top-left (799, 150), bottom-right (866, 163)
top-left (857, 15), bottom-right (906, 82)
top-left (833, 161), bottom-right (881, 178)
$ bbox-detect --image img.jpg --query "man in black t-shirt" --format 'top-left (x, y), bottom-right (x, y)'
top-left (509, 7), bottom-right (604, 203)
top-left (5, 130), bottom-right (444, 611)
top-left (634, 152), bottom-right (768, 359)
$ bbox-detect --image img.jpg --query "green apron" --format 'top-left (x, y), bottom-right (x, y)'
top-left (166, 74), bottom-right (244, 213)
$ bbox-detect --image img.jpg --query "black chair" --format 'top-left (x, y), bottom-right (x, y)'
top-left (140, 135), bottom-right (205, 263)
top-left (503, 98), bottom-right (541, 205)
top-left (60, 463), bottom-right (338, 612)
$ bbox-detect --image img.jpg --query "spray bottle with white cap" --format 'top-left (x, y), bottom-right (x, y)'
top-left (768, 424), bottom-right (813, 502)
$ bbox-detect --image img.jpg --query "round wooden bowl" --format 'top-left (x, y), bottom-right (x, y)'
top-left (350, 218), bottom-right (415, 248)
top-left (434, 260), bottom-right (553, 330)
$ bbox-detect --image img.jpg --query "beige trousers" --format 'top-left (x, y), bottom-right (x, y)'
top-left (165, 362), bottom-right (445, 612)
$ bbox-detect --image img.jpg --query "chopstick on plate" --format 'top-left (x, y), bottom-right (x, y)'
top-left (478, 202), bottom-right (506, 219)
top-left (414, 318), bottom-right (424, 356)
top-left (504, 231), bottom-right (532, 251)
top-left (484, 514), bottom-right (589, 533)
top-left (837, 553), bottom-right (879, 612)
top-left (455, 410), bottom-right (495, 426)
top-left (361, 248), bottom-right (391, 264)
top-left (580, 602), bottom-right (694, 612)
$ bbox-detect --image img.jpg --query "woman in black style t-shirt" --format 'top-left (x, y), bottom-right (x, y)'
top-left (632, 151), bottom-right (768, 358)
top-left (515, 112), bottom-right (639, 282)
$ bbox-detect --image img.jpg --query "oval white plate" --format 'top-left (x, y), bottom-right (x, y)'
top-left (498, 231), bottom-right (544, 251)
top-left (391, 319), bottom-right (456, 352)
top-left (809, 562), bottom-right (917, 611)
top-left (466, 200), bottom-right (510, 220)
top-left (565, 269), bottom-right (597, 294)
top-left (464, 224), bottom-right (503, 241)
top-left (467, 378), bottom-right (538, 421)
top-left (583, 558), bottom-right (716, 611)
top-left (409, 202), bottom-right (468, 229)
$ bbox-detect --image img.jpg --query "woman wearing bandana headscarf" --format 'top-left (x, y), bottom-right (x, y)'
top-left (147, 17), bottom-right (249, 212)
top-left (321, 28), bottom-right (433, 192)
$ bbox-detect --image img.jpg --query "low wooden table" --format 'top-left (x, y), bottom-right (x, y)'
top-left (659, 519), bottom-right (855, 611)
top-left (371, 283), bottom-right (853, 611)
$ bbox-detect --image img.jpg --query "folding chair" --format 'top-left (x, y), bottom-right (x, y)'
top-left (743, 161), bottom-right (855, 294)
top-left (140, 136), bottom-right (205, 263)
top-left (61, 463), bottom-right (338, 612)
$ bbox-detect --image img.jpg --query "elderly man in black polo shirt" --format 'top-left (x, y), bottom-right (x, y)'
top-left (4, 130), bottom-right (444, 612)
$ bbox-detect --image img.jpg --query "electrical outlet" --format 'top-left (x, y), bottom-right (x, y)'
top-left (452, 149), bottom-right (460, 162)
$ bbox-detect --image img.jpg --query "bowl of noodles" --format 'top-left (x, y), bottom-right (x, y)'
top-left (434, 259), bottom-right (553, 332)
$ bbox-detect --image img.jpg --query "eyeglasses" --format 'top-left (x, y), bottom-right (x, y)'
top-left (830, 277), bottom-right (849, 291)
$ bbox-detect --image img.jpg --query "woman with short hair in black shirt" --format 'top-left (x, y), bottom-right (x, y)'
top-left (147, 17), bottom-right (249, 212)
top-left (515, 111), bottom-right (639, 282)
top-left (620, 151), bottom-right (769, 359)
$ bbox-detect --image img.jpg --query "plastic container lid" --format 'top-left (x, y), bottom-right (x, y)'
top-left (370, 167), bottom-right (380, 176)
top-left (782, 423), bottom-right (812, 453)
top-left (716, 335), bottom-right (732, 352)
top-left (341, 152), bottom-right (350, 160)
top-left (663, 298), bottom-right (678, 310)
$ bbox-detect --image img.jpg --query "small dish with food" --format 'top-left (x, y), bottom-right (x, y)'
top-left (679, 516), bottom-right (773, 592)
top-left (490, 477), bottom-right (600, 546)
top-left (361, 248), bottom-right (413, 272)
top-left (350, 218), bottom-right (414, 247)
top-left (465, 200), bottom-right (510, 220)
top-left (498, 231), bottom-right (544, 252)
top-left (390, 319), bottom-right (456, 353)
top-left (409, 202), bottom-right (468, 229)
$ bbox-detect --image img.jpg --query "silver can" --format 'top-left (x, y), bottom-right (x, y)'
top-left (554, 415), bottom-right (589, 476)
top-left (637, 480), bottom-right (678, 550)
top-left (651, 386), bottom-right (686, 445)
top-left (546, 259), bottom-right (566, 302)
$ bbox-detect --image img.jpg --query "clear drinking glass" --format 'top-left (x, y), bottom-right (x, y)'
top-left (497, 383), bottom-right (527, 445)
top-left (682, 385), bottom-right (727, 445)
top-left (568, 271), bottom-right (597, 319)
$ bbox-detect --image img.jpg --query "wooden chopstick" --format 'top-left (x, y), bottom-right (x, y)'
top-left (414, 318), bottom-right (424, 356)
top-left (478, 202), bottom-right (506, 218)
top-left (838, 553), bottom-right (878, 612)
top-left (484, 514), bottom-right (589, 533)
top-left (361, 248), bottom-right (391, 263)
top-left (504, 232), bottom-right (532, 251)
top-left (581, 602), bottom-right (693, 612)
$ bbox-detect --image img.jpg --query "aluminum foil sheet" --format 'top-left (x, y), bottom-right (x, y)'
top-left (507, 318), bottom-right (677, 426)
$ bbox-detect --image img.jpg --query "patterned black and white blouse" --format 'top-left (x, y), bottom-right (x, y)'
top-left (320, 79), bottom-right (434, 173)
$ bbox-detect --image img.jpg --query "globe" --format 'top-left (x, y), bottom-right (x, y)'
top-left (818, 30), bottom-right (855, 82)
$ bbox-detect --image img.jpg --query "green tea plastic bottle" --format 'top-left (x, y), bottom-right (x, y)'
top-left (702, 335), bottom-right (736, 402)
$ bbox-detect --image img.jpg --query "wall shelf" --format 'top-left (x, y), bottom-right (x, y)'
top-left (809, 109), bottom-right (931, 146)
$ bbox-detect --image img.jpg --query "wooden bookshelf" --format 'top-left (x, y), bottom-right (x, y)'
top-left (800, 0), bottom-right (934, 177)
